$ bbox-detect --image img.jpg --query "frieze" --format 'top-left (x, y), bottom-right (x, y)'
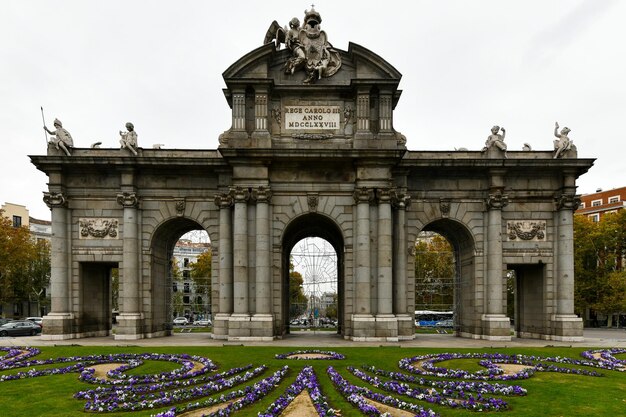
top-left (507, 221), bottom-right (546, 241)
top-left (291, 133), bottom-right (334, 140)
top-left (79, 218), bottom-right (119, 239)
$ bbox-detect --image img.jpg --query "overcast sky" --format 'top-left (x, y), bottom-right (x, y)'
top-left (2, 0), bottom-right (624, 220)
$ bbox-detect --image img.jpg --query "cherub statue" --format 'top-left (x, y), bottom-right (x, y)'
top-left (119, 122), bottom-right (138, 156)
top-left (482, 125), bottom-right (507, 158)
top-left (553, 122), bottom-right (572, 159)
top-left (44, 118), bottom-right (73, 156)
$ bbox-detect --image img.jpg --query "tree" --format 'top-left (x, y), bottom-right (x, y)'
top-left (170, 259), bottom-right (184, 318)
top-left (414, 234), bottom-right (455, 310)
top-left (27, 239), bottom-right (51, 315)
top-left (289, 261), bottom-right (308, 320)
top-left (190, 250), bottom-right (212, 317)
top-left (0, 212), bottom-right (43, 316)
top-left (574, 210), bottom-right (626, 327)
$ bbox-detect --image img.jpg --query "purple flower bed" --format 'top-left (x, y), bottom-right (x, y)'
top-left (349, 366), bottom-right (508, 411)
top-left (259, 366), bottom-right (339, 416)
top-left (359, 365), bottom-right (527, 396)
top-left (275, 350), bottom-right (346, 360)
top-left (581, 348), bottom-right (626, 371)
top-left (327, 366), bottom-right (439, 417)
top-left (399, 352), bottom-right (603, 380)
top-left (152, 365), bottom-right (289, 417)
top-left (81, 365), bottom-right (267, 412)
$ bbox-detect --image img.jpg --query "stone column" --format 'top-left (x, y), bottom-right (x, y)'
top-left (352, 187), bottom-right (375, 339)
top-left (232, 186), bottom-right (250, 316)
top-left (115, 191), bottom-right (143, 340)
top-left (377, 188), bottom-right (393, 315)
top-left (253, 186), bottom-right (272, 314)
top-left (553, 191), bottom-right (584, 340)
top-left (213, 192), bottom-right (233, 339)
top-left (392, 192), bottom-right (412, 338)
top-left (41, 191), bottom-right (73, 339)
top-left (481, 190), bottom-right (511, 340)
top-left (251, 186), bottom-right (273, 339)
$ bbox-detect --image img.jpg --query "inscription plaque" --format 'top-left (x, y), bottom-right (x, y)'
top-left (285, 106), bottom-right (340, 130)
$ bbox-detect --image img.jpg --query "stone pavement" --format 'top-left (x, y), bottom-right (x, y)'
top-left (1, 328), bottom-right (625, 349)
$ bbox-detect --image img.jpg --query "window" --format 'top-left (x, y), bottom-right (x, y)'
top-left (579, 202), bottom-right (585, 209)
top-left (608, 196), bottom-right (620, 204)
top-left (183, 296), bottom-right (190, 304)
top-left (12, 215), bottom-right (21, 228)
top-left (183, 258), bottom-right (189, 267)
top-left (184, 282), bottom-right (190, 293)
top-left (173, 283), bottom-right (178, 292)
top-left (591, 199), bottom-right (602, 207)
top-left (589, 214), bottom-right (600, 222)
top-left (183, 270), bottom-right (190, 278)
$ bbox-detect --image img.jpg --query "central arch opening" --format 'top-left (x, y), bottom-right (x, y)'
top-left (281, 213), bottom-right (344, 336)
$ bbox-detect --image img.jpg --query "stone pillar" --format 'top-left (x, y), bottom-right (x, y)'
top-left (352, 187), bottom-right (375, 339)
top-left (115, 191), bottom-right (143, 340)
top-left (231, 90), bottom-right (246, 132)
top-left (379, 93), bottom-right (393, 132)
top-left (251, 186), bottom-right (273, 339)
top-left (41, 191), bottom-right (73, 339)
top-left (481, 190), bottom-right (511, 340)
top-left (552, 190), bottom-right (584, 341)
top-left (393, 192), bottom-right (413, 339)
top-left (213, 192), bottom-right (233, 339)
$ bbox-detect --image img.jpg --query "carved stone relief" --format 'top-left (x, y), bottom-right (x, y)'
top-left (307, 193), bottom-right (319, 212)
top-left (507, 220), bottom-right (546, 241)
top-left (79, 218), bottom-right (119, 239)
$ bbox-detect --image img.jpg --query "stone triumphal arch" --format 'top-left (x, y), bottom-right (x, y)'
top-left (32, 8), bottom-right (593, 342)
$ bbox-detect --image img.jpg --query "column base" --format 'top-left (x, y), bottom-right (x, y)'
top-left (396, 314), bottom-right (416, 340)
top-left (481, 314), bottom-right (511, 341)
top-left (551, 315), bottom-right (584, 341)
top-left (351, 314), bottom-right (376, 340)
top-left (114, 313), bottom-right (144, 340)
top-left (212, 313), bottom-right (231, 340)
top-left (375, 314), bottom-right (398, 341)
top-left (41, 313), bottom-right (75, 339)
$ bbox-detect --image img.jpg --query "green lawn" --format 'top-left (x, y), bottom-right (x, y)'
top-left (0, 345), bottom-right (623, 416)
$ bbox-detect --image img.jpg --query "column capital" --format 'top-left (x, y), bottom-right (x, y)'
top-left (555, 193), bottom-right (581, 211)
top-left (486, 193), bottom-right (509, 210)
top-left (43, 191), bottom-right (67, 208)
top-left (214, 192), bottom-right (233, 208)
top-left (377, 187), bottom-right (393, 203)
top-left (251, 186), bottom-right (272, 203)
top-left (117, 192), bottom-right (138, 208)
top-left (391, 191), bottom-right (411, 209)
top-left (353, 187), bottom-right (375, 204)
top-left (230, 186), bottom-right (250, 203)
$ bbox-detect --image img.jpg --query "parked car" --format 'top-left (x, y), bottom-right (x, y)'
top-left (0, 321), bottom-right (42, 337)
top-left (0, 318), bottom-right (13, 326)
top-left (193, 319), bottom-right (212, 326)
top-left (25, 317), bottom-right (43, 327)
top-left (173, 317), bottom-right (189, 326)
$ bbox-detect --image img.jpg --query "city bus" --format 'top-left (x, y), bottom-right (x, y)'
top-left (414, 310), bottom-right (454, 327)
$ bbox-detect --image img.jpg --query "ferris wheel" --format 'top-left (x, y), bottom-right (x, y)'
top-left (291, 237), bottom-right (338, 298)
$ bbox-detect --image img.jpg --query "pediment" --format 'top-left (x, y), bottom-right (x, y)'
top-left (222, 42), bottom-right (401, 87)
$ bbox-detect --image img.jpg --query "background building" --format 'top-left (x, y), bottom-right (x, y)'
top-left (576, 186), bottom-right (626, 221)
top-left (172, 239), bottom-right (211, 321)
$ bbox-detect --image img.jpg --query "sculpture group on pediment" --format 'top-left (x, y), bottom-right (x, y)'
top-left (265, 6), bottom-right (341, 84)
